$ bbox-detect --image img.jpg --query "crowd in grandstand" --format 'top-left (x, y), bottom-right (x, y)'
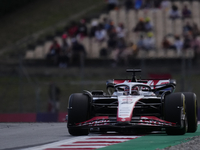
top-left (43, 0), bottom-right (200, 67)
top-left (163, 2), bottom-right (200, 55)
top-left (46, 19), bottom-right (87, 67)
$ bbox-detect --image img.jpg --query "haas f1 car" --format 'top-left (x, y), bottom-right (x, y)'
top-left (67, 69), bottom-right (198, 135)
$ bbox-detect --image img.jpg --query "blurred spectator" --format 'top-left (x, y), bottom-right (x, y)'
top-left (125, 0), bottom-right (133, 11)
top-left (183, 21), bottom-right (193, 36)
top-left (106, 0), bottom-right (118, 11)
top-left (153, 0), bottom-right (161, 8)
top-left (103, 18), bottom-right (111, 31)
top-left (111, 37), bottom-right (126, 66)
top-left (95, 24), bottom-right (107, 42)
top-left (90, 20), bottom-right (98, 37)
top-left (107, 27), bottom-right (117, 50)
top-left (108, 37), bottom-right (117, 51)
top-left (137, 35), bottom-right (145, 50)
top-left (144, 17), bottom-right (153, 32)
top-left (133, 18), bottom-right (146, 32)
top-left (46, 40), bottom-right (61, 64)
top-left (143, 32), bottom-right (155, 51)
top-left (134, 0), bottom-right (143, 10)
top-left (77, 19), bottom-right (88, 39)
top-left (192, 23), bottom-right (200, 37)
top-left (127, 42), bottom-right (138, 56)
top-left (191, 35), bottom-right (200, 53)
top-left (161, 0), bottom-right (170, 11)
top-left (183, 34), bottom-right (192, 50)
top-left (120, 42), bottom-right (138, 65)
top-left (71, 41), bottom-right (86, 65)
top-left (107, 20), bottom-right (115, 35)
top-left (68, 21), bottom-right (78, 37)
top-left (116, 23), bottom-right (127, 39)
top-left (61, 33), bottom-right (70, 52)
top-left (182, 5), bottom-right (192, 19)
top-left (58, 34), bottom-right (71, 68)
top-left (72, 40), bottom-right (86, 55)
top-left (58, 51), bottom-right (69, 68)
top-left (173, 35), bottom-right (183, 55)
top-left (100, 47), bottom-right (109, 57)
top-left (162, 36), bottom-right (174, 51)
top-left (143, 0), bottom-right (153, 9)
top-left (117, 37), bottom-right (126, 51)
top-left (48, 82), bottom-right (61, 113)
top-left (169, 4), bottom-right (181, 19)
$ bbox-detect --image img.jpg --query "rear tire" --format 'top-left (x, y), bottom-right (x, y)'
top-left (183, 92), bottom-right (198, 133)
top-left (164, 93), bottom-right (187, 135)
top-left (67, 93), bottom-right (90, 135)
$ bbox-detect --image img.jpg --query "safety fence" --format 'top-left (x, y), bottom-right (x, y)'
top-left (0, 112), bottom-right (67, 122)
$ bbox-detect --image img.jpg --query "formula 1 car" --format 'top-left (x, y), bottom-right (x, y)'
top-left (67, 69), bottom-right (198, 135)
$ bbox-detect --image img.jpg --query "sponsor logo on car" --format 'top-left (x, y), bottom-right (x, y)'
top-left (139, 116), bottom-right (176, 126)
top-left (76, 116), bottom-right (110, 126)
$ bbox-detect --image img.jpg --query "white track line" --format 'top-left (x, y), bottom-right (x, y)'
top-left (24, 123), bottom-right (200, 150)
top-left (23, 135), bottom-right (141, 150)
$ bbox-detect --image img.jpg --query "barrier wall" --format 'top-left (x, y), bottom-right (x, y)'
top-left (0, 112), bottom-right (67, 122)
top-left (0, 110), bottom-right (199, 122)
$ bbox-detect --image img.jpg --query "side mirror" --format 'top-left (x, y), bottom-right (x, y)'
top-left (106, 82), bottom-right (115, 95)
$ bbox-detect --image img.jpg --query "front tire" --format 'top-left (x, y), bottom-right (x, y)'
top-left (164, 93), bottom-right (187, 135)
top-left (67, 93), bottom-right (90, 135)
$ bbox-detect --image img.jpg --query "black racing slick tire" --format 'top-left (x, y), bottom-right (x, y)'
top-left (67, 93), bottom-right (90, 136)
top-left (183, 92), bottom-right (198, 133)
top-left (164, 93), bottom-right (187, 135)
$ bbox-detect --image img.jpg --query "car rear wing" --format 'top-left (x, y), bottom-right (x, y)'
top-left (107, 79), bottom-right (176, 90)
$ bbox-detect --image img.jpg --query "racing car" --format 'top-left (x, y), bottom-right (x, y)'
top-left (67, 69), bottom-right (198, 135)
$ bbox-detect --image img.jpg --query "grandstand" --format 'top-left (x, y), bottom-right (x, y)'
top-left (24, 0), bottom-right (200, 62)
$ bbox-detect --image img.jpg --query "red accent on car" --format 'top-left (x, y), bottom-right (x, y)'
top-left (114, 79), bottom-right (170, 86)
top-left (139, 116), bottom-right (176, 126)
top-left (113, 80), bottom-right (131, 84)
top-left (76, 116), bottom-right (109, 126)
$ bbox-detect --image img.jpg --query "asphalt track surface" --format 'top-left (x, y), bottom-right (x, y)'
top-left (0, 123), bottom-right (68, 150)
top-left (0, 123), bottom-right (200, 150)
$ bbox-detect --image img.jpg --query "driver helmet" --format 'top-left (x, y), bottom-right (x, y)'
top-left (124, 86), bottom-right (129, 95)
top-left (132, 86), bottom-right (139, 95)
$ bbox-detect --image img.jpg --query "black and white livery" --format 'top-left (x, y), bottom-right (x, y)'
top-left (67, 69), bottom-right (198, 135)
